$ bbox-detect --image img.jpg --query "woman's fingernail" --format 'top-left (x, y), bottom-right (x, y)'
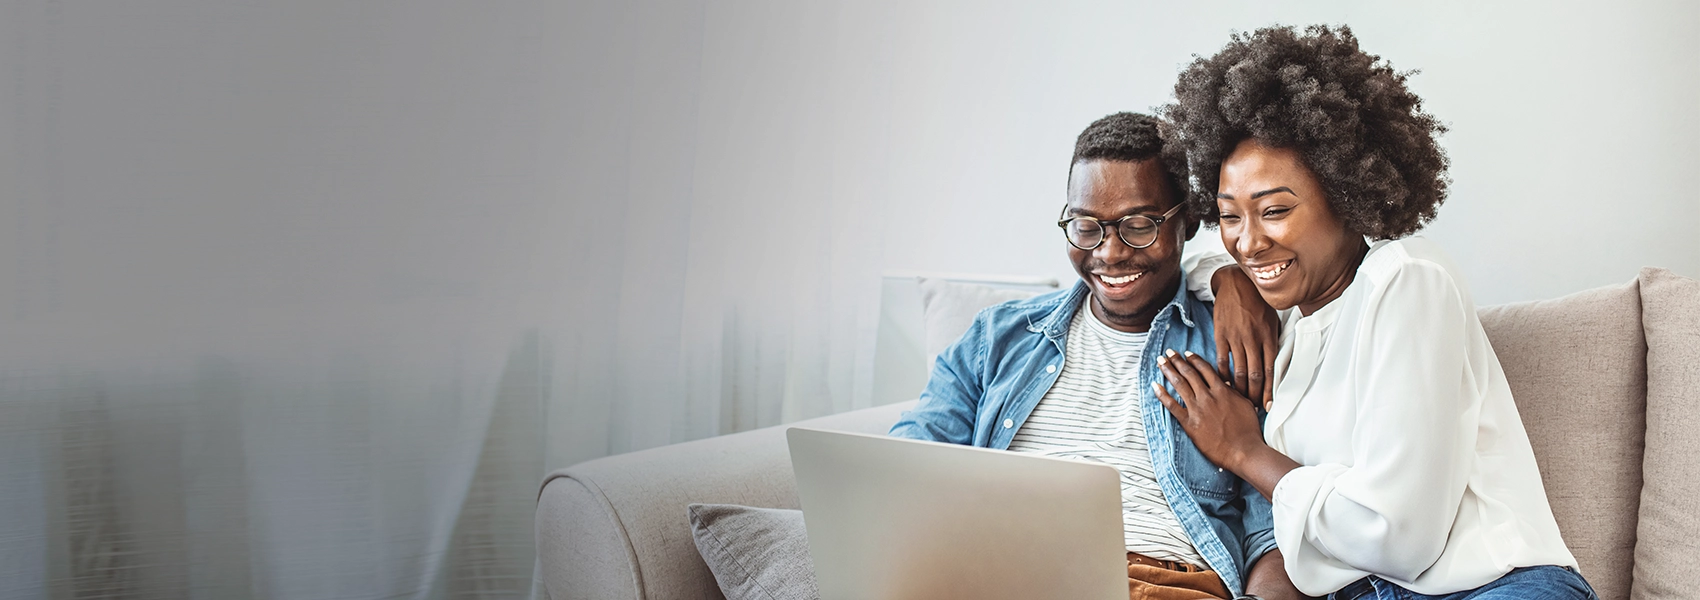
top-left (1184, 351), bottom-right (1196, 358)
top-left (1157, 355), bottom-right (1167, 365)
top-left (1165, 349), bottom-right (1177, 358)
top-left (1151, 382), bottom-right (1163, 393)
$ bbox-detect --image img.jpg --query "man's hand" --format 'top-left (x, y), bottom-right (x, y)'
top-left (1210, 266), bottom-right (1280, 410)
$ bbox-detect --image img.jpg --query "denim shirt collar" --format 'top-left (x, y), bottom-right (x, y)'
top-left (1029, 269), bottom-right (1199, 338)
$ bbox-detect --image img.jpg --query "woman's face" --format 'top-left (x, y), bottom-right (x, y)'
top-left (1215, 139), bottom-right (1365, 315)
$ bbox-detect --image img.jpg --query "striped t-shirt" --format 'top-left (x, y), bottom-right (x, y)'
top-left (1006, 299), bottom-right (1206, 567)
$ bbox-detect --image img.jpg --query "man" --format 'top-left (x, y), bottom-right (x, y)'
top-left (889, 113), bottom-right (1297, 600)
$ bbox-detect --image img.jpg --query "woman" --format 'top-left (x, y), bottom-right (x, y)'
top-left (1152, 25), bottom-right (1596, 600)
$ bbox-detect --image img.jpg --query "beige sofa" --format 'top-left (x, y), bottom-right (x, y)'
top-left (536, 268), bottom-right (1700, 600)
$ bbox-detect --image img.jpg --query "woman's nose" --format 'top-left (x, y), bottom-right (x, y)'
top-left (1237, 220), bottom-right (1273, 258)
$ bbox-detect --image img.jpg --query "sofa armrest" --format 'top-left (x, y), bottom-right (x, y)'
top-left (536, 400), bottom-right (916, 600)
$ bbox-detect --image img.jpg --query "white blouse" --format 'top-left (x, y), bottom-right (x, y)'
top-left (1259, 237), bottom-right (1576, 596)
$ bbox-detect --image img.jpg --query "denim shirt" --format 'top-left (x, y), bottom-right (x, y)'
top-left (888, 277), bottom-right (1278, 595)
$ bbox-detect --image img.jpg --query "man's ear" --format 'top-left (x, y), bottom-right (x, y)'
top-left (1184, 217), bottom-right (1200, 241)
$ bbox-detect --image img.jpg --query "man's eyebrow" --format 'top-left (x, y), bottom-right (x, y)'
top-left (1066, 204), bottom-right (1164, 217)
top-left (1216, 187), bottom-right (1296, 201)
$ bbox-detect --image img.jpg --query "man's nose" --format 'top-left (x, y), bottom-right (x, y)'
top-left (1095, 228), bottom-right (1136, 263)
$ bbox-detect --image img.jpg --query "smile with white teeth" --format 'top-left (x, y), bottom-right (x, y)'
top-left (1250, 260), bottom-right (1292, 281)
top-left (1098, 272), bottom-right (1143, 285)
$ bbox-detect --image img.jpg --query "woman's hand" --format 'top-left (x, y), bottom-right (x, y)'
top-left (1154, 350), bottom-right (1266, 472)
top-left (1210, 266), bottom-right (1281, 410)
top-left (1154, 349), bottom-right (1299, 500)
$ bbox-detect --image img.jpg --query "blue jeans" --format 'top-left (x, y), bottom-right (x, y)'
top-left (1329, 566), bottom-right (1596, 600)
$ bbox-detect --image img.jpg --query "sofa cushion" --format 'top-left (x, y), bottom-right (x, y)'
top-left (688, 504), bottom-right (818, 600)
top-left (1477, 278), bottom-right (1645, 600)
top-left (918, 277), bottom-right (1044, 363)
top-left (1630, 268), bottom-right (1700, 600)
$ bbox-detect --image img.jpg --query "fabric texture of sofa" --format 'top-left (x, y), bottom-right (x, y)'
top-left (536, 268), bottom-right (1700, 600)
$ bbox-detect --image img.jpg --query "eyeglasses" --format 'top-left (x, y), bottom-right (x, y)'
top-left (1056, 203), bottom-right (1186, 250)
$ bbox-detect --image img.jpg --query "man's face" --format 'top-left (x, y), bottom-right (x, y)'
top-left (1063, 159), bottom-right (1188, 333)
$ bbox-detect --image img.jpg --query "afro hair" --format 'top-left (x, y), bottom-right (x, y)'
top-left (1069, 112), bottom-right (1190, 211)
top-left (1164, 24), bottom-right (1449, 239)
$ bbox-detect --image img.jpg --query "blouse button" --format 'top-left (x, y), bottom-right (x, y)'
top-left (1045, 364), bottom-right (1057, 374)
top-left (1003, 419), bottom-right (1014, 429)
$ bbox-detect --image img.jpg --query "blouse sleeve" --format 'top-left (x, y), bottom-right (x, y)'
top-left (1181, 246), bottom-right (1236, 302)
top-left (1271, 258), bottom-right (1479, 583)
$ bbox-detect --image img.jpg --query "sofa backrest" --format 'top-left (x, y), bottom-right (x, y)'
top-left (1478, 278), bottom-right (1646, 600)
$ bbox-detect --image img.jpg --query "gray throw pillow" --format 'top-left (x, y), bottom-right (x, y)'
top-left (688, 503), bottom-right (820, 600)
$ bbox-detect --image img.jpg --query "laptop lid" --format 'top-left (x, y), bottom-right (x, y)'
top-left (787, 427), bottom-right (1127, 600)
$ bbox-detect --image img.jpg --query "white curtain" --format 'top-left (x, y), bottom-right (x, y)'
top-left (1, 1), bottom-right (893, 598)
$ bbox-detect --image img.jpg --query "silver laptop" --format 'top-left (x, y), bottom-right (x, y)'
top-left (787, 427), bottom-right (1127, 600)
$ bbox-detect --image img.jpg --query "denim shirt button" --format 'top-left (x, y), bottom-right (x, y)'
top-left (1003, 419), bottom-right (1014, 429)
top-left (1045, 364), bottom-right (1056, 373)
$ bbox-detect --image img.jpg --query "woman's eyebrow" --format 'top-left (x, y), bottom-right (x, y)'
top-left (1250, 186), bottom-right (1296, 199)
top-left (1217, 186), bottom-right (1298, 201)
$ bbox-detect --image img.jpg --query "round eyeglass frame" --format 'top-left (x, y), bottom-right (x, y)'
top-left (1056, 203), bottom-right (1186, 250)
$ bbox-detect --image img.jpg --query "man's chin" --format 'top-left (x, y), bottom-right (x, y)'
top-left (1091, 294), bottom-right (1150, 323)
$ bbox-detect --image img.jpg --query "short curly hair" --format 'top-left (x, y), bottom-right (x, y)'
top-left (1164, 24), bottom-right (1449, 239)
top-left (1069, 112), bottom-right (1190, 210)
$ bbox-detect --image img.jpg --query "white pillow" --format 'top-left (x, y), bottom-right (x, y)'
top-left (917, 277), bottom-right (1047, 363)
